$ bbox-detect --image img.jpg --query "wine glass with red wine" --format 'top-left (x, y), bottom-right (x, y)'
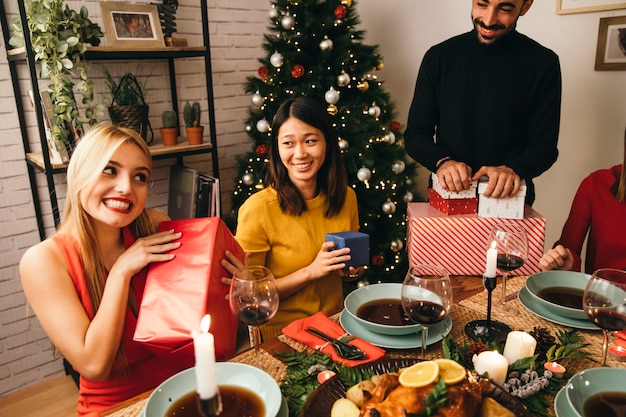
top-left (229, 266), bottom-right (279, 367)
top-left (490, 223), bottom-right (528, 316)
top-left (401, 264), bottom-right (452, 359)
top-left (583, 268), bottom-right (626, 366)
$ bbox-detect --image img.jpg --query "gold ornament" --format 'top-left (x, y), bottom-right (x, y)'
top-left (356, 81), bottom-right (369, 91)
top-left (377, 61), bottom-right (384, 70)
top-left (341, 0), bottom-right (352, 6)
top-left (327, 104), bottom-right (338, 115)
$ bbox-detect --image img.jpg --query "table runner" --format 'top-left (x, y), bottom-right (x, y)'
top-left (106, 276), bottom-right (623, 417)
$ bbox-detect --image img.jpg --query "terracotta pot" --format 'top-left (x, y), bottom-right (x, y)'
top-left (185, 126), bottom-right (204, 145)
top-left (159, 127), bottom-right (178, 146)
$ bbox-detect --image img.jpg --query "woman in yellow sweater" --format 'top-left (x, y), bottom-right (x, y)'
top-left (232, 97), bottom-right (363, 339)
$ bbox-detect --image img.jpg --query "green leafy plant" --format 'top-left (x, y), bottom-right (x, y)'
top-left (183, 101), bottom-right (201, 127)
top-left (9, 0), bottom-right (105, 149)
top-left (104, 70), bottom-right (148, 106)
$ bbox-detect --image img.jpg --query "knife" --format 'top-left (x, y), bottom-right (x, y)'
top-left (305, 327), bottom-right (368, 360)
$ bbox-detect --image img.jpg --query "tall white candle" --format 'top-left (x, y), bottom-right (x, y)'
top-left (473, 350), bottom-right (509, 386)
top-left (503, 331), bottom-right (537, 364)
top-left (193, 314), bottom-right (218, 399)
top-left (485, 241), bottom-right (497, 278)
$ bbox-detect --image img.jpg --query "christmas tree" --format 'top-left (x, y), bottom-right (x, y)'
top-left (228, 0), bottom-right (420, 285)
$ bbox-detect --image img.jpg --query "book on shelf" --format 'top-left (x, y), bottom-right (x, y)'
top-left (168, 165), bottom-right (220, 220)
top-left (28, 89), bottom-right (70, 164)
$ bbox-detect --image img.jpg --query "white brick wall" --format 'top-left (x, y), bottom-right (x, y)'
top-left (0, 0), bottom-right (267, 396)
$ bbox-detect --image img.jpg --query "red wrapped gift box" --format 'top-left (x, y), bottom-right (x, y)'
top-left (428, 188), bottom-right (478, 215)
top-left (134, 217), bottom-right (245, 365)
top-left (407, 203), bottom-right (545, 276)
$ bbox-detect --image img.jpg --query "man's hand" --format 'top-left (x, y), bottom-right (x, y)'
top-left (435, 159), bottom-right (473, 192)
top-left (472, 165), bottom-right (521, 198)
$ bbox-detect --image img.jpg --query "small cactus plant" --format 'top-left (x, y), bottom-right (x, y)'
top-left (183, 101), bottom-right (201, 127)
top-left (161, 110), bottom-right (177, 128)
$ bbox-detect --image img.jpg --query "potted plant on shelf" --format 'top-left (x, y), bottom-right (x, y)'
top-left (105, 70), bottom-right (153, 144)
top-left (183, 101), bottom-right (203, 145)
top-left (9, 0), bottom-right (105, 155)
top-left (160, 110), bottom-right (178, 146)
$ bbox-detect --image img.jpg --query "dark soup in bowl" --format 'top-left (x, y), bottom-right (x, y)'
top-left (356, 298), bottom-right (412, 326)
top-left (536, 286), bottom-right (584, 309)
top-left (166, 385), bottom-right (264, 417)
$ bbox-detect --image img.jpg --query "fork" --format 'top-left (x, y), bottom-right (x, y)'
top-left (305, 327), bottom-right (368, 360)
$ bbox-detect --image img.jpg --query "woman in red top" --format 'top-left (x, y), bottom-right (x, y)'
top-left (540, 128), bottom-right (626, 273)
top-left (19, 124), bottom-right (189, 416)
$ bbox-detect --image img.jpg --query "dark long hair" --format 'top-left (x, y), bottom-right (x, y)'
top-left (268, 97), bottom-right (348, 216)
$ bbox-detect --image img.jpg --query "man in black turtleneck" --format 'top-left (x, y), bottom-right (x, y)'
top-left (404, 0), bottom-right (561, 206)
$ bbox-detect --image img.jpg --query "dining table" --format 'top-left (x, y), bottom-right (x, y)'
top-left (101, 275), bottom-right (626, 417)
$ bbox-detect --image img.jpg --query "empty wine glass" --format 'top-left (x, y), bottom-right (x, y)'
top-left (490, 223), bottom-right (528, 316)
top-left (229, 266), bottom-right (279, 367)
top-left (401, 264), bottom-right (452, 359)
top-left (583, 268), bottom-right (626, 366)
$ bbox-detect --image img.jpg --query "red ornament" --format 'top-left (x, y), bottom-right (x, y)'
top-left (258, 66), bottom-right (269, 78)
top-left (256, 144), bottom-right (268, 156)
top-left (291, 64), bottom-right (305, 78)
top-left (389, 120), bottom-right (402, 131)
top-left (334, 5), bottom-right (347, 19)
top-left (371, 254), bottom-right (385, 267)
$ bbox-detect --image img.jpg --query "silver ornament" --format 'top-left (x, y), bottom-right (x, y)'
top-left (242, 173), bottom-right (254, 186)
top-left (281, 14), bottom-right (295, 30)
top-left (319, 36), bottom-right (333, 51)
top-left (256, 118), bottom-right (270, 133)
top-left (268, 6), bottom-right (279, 19)
top-left (368, 103), bottom-right (381, 118)
top-left (390, 239), bottom-right (403, 252)
top-left (337, 71), bottom-right (350, 87)
top-left (391, 160), bottom-right (405, 174)
top-left (382, 200), bottom-right (396, 214)
top-left (324, 86), bottom-right (340, 104)
top-left (338, 138), bottom-right (348, 150)
top-left (383, 131), bottom-right (396, 144)
top-left (356, 167), bottom-right (371, 182)
top-left (251, 91), bottom-right (265, 108)
top-left (270, 51), bottom-right (284, 68)
top-left (403, 191), bottom-right (414, 203)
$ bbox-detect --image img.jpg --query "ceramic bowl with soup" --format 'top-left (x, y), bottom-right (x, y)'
top-left (525, 271), bottom-right (590, 320)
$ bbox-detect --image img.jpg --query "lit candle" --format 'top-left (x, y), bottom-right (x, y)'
top-left (503, 331), bottom-right (537, 364)
top-left (193, 314), bottom-right (218, 399)
top-left (608, 345), bottom-right (626, 362)
top-left (485, 241), bottom-right (497, 278)
top-left (473, 350), bottom-right (509, 386)
top-left (544, 361), bottom-right (566, 378)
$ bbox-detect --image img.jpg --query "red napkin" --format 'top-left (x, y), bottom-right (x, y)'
top-left (282, 311), bottom-right (385, 367)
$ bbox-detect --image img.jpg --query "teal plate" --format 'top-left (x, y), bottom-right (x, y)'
top-left (339, 310), bottom-right (452, 349)
top-left (518, 286), bottom-right (598, 331)
top-left (555, 387), bottom-right (578, 417)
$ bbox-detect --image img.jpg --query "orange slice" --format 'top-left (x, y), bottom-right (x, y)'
top-left (434, 358), bottom-right (467, 385)
top-left (398, 361), bottom-right (440, 388)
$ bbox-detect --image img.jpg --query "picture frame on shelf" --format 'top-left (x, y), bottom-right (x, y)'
top-left (595, 16), bottom-right (626, 71)
top-left (556, 0), bottom-right (626, 14)
top-left (100, 2), bottom-right (165, 48)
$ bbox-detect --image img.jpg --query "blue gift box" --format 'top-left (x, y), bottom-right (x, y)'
top-left (325, 231), bottom-right (369, 267)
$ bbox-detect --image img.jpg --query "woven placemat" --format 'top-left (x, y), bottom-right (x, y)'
top-left (459, 276), bottom-right (626, 370)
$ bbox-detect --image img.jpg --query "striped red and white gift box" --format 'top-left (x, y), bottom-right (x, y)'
top-left (407, 203), bottom-right (546, 276)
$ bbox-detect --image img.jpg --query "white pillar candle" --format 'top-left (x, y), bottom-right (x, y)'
top-left (485, 241), bottom-right (497, 278)
top-left (473, 350), bottom-right (509, 386)
top-left (503, 331), bottom-right (537, 364)
top-left (193, 314), bottom-right (218, 399)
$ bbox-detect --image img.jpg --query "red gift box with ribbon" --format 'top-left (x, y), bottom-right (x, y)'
top-left (407, 202), bottom-right (546, 276)
top-left (134, 217), bottom-right (244, 365)
top-left (428, 188), bottom-right (478, 215)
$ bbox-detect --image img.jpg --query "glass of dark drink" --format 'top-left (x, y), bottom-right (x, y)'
top-left (401, 264), bottom-right (452, 359)
top-left (583, 268), bottom-right (626, 366)
top-left (490, 223), bottom-right (528, 316)
top-left (229, 266), bottom-right (279, 367)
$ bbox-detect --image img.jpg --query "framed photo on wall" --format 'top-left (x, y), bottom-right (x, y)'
top-left (100, 2), bottom-right (165, 48)
top-left (595, 15), bottom-right (626, 70)
top-left (557, 0), bottom-right (626, 14)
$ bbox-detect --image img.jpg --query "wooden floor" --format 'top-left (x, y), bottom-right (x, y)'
top-left (0, 375), bottom-right (78, 417)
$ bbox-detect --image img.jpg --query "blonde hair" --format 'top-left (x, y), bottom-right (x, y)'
top-left (58, 123), bottom-right (155, 370)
